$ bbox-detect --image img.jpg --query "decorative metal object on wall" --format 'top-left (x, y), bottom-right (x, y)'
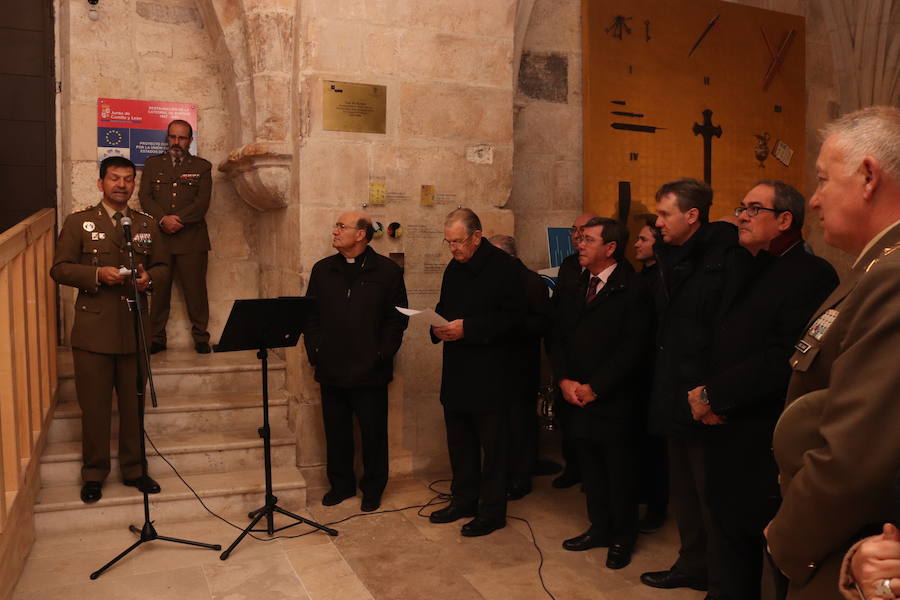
top-left (754, 132), bottom-right (771, 167)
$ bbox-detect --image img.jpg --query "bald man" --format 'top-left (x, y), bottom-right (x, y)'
top-left (548, 212), bottom-right (597, 488)
top-left (304, 211), bottom-right (408, 513)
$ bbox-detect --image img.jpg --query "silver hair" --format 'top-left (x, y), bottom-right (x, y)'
top-left (488, 234), bottom-right (517, 257)
top-left (823, 106), bottom-right (900, 182)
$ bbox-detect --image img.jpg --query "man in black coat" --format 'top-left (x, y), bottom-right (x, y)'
top-left (551, 217), bottom-right (654, 570)
top-left (549, 211), bottom-right (597, 488)
top-left (304, 210), bottom-right (408, 513)
top-left (641, 179), bottom-right (755, 594)
top-left (686, 182), bottom-right (838, 599)
top-left (489, 234), bottom-right (552, 501)
top-left (428, 208), bottom-right (527, 537)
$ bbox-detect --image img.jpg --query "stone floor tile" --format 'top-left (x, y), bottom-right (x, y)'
top-left (12, 566), bottom-right (212, 600)
top-left (286, 544), bottom-right (373, 600)
top-left (202, 553), bottom-right (310, 600)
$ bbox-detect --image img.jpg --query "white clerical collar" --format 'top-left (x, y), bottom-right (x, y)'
top-left (853, 219), bottom-right (900, 268)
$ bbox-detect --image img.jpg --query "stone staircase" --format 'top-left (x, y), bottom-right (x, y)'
top-left (34, 348), bottom-right (307, 536)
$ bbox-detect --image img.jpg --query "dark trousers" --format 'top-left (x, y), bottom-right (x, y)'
top-left (507, 394), bottom-right (537, 489)
top-left (73, 348), bottom-right (144, 482)
top-left (669, 436), bottom-right (719, 590)
top-left (578, 433), bottom-right (638, 546)
top-left (556, 395), bottom-right (581, 477)
top-left (639, 432), bottom-right (669, 516)
top-left (320, 384), bottom-right (389, 499)
top-left (151, 251), bottom-right (209, 344)
top-left (443, 407), bottom-right (508, 520)
top-left (704, 425), bottom-right (781, 600)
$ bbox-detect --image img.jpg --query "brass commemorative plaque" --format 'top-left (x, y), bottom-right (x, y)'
top-left (323, 80), bottom-right (387, 134)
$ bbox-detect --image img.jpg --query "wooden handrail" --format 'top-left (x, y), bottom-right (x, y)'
top-left (0, 208), bottom-right (58, 599)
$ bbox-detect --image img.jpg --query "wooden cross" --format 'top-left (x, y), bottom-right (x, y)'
top-left (692, 109), bottom-right (722, 185)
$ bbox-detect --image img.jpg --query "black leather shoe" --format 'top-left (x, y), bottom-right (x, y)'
top-left (360, 496), bottom-right (381, 512)
top-left (606, 544), bottom-right (633, 569)
top-left (562, 529), bottom-right (610, 551)
top-left (551, 470), bottom-right (581, 489)
top-left (150, 342), bottom-right (166, 354)
top-left (460, 516), bottom-right (506, 537)
top-left (640, 569), bottom-right (708, 591)
top-left (506, 483), bottom-right (532, 500)
top-left (80, 481), bottom-right (103, 503)
top-left (322, 489), bottom-right (355, 506)
top-left (123, 475), bottom-right (161, 494)
top-left (639, 510), bottom-right (666, 533)
top-left (429, 503), bottom-right (476, 524)
top-left (195, 342), bottom-right (211, 354)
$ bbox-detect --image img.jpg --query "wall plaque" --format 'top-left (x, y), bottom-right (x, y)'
top-left (323, 80), bottom-right (387, 134)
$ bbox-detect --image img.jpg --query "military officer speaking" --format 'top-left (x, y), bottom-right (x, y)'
top-left (51, 156), bottom-right (169, 503)
top-left (139, 119), bottom-right (213, 354)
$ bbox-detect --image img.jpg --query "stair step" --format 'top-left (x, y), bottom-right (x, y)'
top-left (40, 427), bottom-right (297, 487)
top-left (56, 348), bottom-right (287, 399)
top-left (34, 467), bottom-right (308, 535)
top-left (48, 391), bottom-right (289, 443)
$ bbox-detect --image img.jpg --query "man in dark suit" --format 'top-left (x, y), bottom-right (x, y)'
top-left (641, 179), bottom-right (755, 594)
top-left (139, 119), bottom-right (213, 354)
top-left (51, 156), bottom-right (169, 503)
top-left (551, 217), bottom-right (653, 569)
top-left (489, 234), bottom-right (552, 501)
top-left (428, 208), bottom-right (527, 537)
top-left (687, 181), bottom-right (838, 600)
top-left (303, 211), bottom-right (408, 513)
top-left (549, 211), bottom-right (596, 489)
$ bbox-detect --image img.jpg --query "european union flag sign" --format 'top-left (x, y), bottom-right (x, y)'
top-left (97, 98), bottom-right (198, 168)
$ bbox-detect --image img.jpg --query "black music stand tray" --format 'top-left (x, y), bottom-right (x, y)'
top-left (215, 297), bottom-right (337, 560)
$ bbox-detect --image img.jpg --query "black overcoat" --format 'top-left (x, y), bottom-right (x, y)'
top-left (432, 239), bottom-right (527, 412)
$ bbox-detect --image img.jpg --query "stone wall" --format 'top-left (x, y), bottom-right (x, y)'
top-left (286, 0), bottom-right (519, 484)
top-left (56, 0), bottom-right (259, 349)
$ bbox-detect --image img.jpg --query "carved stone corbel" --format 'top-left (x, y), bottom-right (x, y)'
top-left (218, 142), bottom-right (292, 211)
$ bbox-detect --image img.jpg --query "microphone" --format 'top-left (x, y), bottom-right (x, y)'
top-left (121, 216), bottom-right (133, 244)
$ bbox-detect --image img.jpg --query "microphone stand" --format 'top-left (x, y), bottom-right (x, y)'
top-left (90, 216), bottom-right (221, 580)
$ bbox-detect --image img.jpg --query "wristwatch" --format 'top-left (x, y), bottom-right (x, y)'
top-left (700, 388), bottom-right (710, 405)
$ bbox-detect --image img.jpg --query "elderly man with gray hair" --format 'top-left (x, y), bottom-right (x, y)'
top-left (428, 209), bottom-right (527, 537)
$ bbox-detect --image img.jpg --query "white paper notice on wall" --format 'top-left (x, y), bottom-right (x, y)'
top-left (395, 307), bottom-right (449, 327)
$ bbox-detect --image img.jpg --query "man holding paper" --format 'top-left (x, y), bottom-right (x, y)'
top-left (429, 208), bottom-right (527, 537)
top-left (304, 211), bottom-right (408, 513)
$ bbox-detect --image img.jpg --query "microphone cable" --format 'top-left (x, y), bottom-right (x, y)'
top-left (145, 432), bottom-right (555, 599)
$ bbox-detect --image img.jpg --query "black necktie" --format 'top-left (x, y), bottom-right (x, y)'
top-left (586, 276), bottom-right (600, 302)
top-left (113, 211), bottom-right (123, 231)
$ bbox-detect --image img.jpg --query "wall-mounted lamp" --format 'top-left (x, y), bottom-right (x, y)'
top-left (88, 0), bottom-right (99, 21)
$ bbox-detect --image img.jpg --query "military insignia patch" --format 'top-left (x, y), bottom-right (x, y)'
top-left (83, 221), bottom-right (95, 232)
top-left (808, 309), bottom-right (839, 341)
top-left (178, 173), bottom-right (200, 182)
top-left (131, 232), bottom-right (152, 250)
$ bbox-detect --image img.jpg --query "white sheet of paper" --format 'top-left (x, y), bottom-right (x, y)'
top-left (396, 306), bottom-right (449, 327)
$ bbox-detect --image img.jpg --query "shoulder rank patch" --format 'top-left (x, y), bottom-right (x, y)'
top-left (808, 308), bottom-right (839, 341)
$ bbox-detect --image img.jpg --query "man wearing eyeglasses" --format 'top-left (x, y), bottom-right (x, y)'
top-left (550, 217), bottom-right (654, 570)
top-left (428, 208), bottom-right (527, 537)
top-left (303, 211), bottom-right (408, 513)
top-left (688, 181), bottom-right (837, 599)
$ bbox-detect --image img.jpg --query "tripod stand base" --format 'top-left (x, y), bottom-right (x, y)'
top-left (220, 495), bottom-right (338, 560)
top-left (90, 520), bottom-right (222, 580)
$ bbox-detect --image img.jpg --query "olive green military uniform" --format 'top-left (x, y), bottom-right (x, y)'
top-left (138, 152), bottom-right (212, 346)
top-left (50, 203), bottom-right (169, 482)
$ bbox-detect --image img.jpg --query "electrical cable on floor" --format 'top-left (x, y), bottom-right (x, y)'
top-left (146, 432), bottom-right (555, 599)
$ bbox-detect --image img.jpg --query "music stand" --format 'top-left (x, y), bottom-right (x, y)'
top-left (216, 297), bottom-right (338, 560)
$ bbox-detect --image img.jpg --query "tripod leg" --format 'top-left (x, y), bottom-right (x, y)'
top-left (273, 505), bottom-right (339, 536)
top-left (90, 539), bottom-right (143, 579)
top-left (156, 534), bottom-right (222, 550)
top-left (220, 508), bottom-right (268, 560)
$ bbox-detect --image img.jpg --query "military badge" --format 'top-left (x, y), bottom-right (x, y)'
top-left (91, 232), bottom-right (99, 241)
top-left (179, 173), bottom-right (200, 182)
top-left (83, 221), bottom-right (95, 232)
top-left (808, 308), bottom-right (839, 341)
top-left (131, 232), bottom-right (153, 250)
